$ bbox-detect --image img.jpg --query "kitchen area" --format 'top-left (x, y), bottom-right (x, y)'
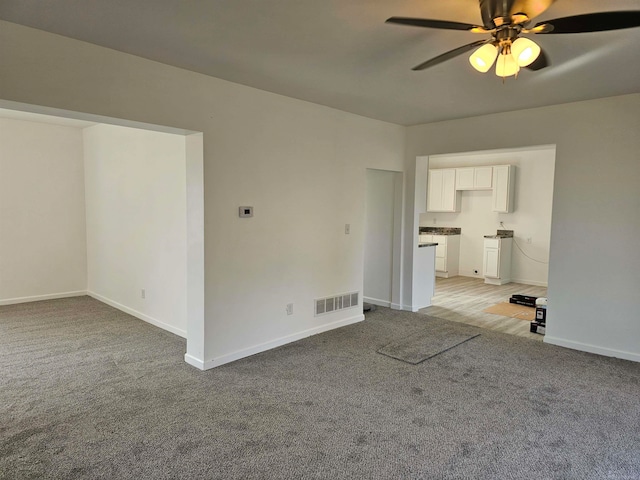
top-left (414, 146), bottom-right (556, 336)
top-left (418, 146), bottom-right (555, 287)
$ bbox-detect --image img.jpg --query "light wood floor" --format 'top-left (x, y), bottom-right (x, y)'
top-left (421, 276), bottom-right (547, 341)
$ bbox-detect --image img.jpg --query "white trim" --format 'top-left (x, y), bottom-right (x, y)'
top-left (0, 290), bottom-right (87, 306)
top-left (544, 336), bottom-right (640, 363)
top-left (511, 278), bottom-right (548, 287)
top-left (390, 303), bottom-right (402, 310)
top-left (201, 314), bottom-right (365, 370)
top-left (87, 291), bottom-right (187, 338)
top-left (364, 296), bottom-right (391, 308)
top-left (458, 272), bottom-right (548, 287)
top-left (184, 353), bottom-right (205, 370)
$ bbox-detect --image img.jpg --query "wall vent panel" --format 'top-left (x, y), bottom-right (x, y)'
top-left (314, 291), bottom-right (359, 316)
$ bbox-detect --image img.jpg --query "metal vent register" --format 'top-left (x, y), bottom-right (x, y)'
top-left (315, 292), bottom-right (359, 316)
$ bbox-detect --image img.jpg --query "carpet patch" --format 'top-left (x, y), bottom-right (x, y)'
top-left (377, 322), bottom-right (480, 364)
top-left (483, 302), bottom-right (535, 321)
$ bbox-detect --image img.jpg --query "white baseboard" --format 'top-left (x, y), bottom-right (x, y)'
top-left (0, 290), bottom-right (87, 306)
top-left (184, 353), bottom-right (205, 370)
top-left (511, 278), bottom-right (548, 287)
top-left (458, 271), bottom-right (485, 279)
top-left (390, 303), bottom-right (402, 310)
top-left (458, 272), bottom-right (548, 287)
top-left (87, 291), bottom-right (187, 339)
top-left (544, 336), bottom-right (640, 363)
top-left (200, 313), bottom-right (365, 370)
top-left (364, 296), bottom-right (391, 308)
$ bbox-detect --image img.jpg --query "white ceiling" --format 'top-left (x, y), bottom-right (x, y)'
top-left (1, 0), bottom-right (639, 125)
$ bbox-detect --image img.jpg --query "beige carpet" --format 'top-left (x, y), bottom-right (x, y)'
top-left (483, 302), bottom-right (535, 321)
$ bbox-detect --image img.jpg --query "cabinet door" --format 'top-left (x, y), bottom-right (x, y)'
top-left (492, 165), bottom-right (512, 213)
top-left (441, 169), bottom-right (457, 211)
top-left (427, 170), bottom-right (443, 212)
top-left (474, 167), bottom-right (493, 189)
top-left (483, 248), bottom-right (500, 278)
top-left (435, 256), bottom-right (446, 272)
top-left (455, 168), bottom-right (474, 190)
top-left (433, 235), bottom-right (446, 258)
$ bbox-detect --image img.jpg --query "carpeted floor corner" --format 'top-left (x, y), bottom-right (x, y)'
top-left (1, 297), bottom-right (639, 479)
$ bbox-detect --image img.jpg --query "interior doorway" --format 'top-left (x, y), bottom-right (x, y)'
top-left (413, 145), bottom-right (556, 339)
top-left (364, 169), bottom-right (402, 309)
top-left (0, 100), bottom-right (205, 365)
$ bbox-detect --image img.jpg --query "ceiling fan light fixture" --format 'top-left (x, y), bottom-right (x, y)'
top-left (469, 43), bottom-right (499, 72)
top-left (495, 52), bottom-right (520, 77)
top-left (511, 37), bottom-right (541, 67)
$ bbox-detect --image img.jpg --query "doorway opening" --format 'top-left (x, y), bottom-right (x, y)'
top-left (364, 168), bottom-right (403, 310)
top-left (415, 145), bottom-right (556, 338)
top-left (0, 100), bottom-right (205, 363)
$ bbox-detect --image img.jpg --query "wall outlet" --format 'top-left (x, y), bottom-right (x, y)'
top-left (526, 237), bottom-right (532, 244)
top-left (286, 303), bottom-right (293, 315)
top-left (433, 218), bottom-right (437, 224)
top-left (345, 224), bottom-right (350, 235)
top-left (141, 288), bottom-right (146, 299)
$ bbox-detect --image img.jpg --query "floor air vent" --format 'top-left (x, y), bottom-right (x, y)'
top-left (315, 292), bottom-right (359, 316)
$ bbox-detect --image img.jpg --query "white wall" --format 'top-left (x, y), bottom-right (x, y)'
top-left (0, 117), bottom-right (87, 303)
top-left (0, 21), bottom-right (405, 367)
top-left (423, 146), bottom-right (555, 286)
top-left (404, 94), bottom-right (640, 362)
top-left (83, 124), bottom-right (187, 337)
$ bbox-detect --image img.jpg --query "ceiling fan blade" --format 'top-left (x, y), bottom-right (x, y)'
top-left (533, 11), bottom-right (640, 34)
top-left (412, 40), bottom-right (489, 71)
top-left (522, 23), bottom-right (554, 34)
top-left (525, 49), bottom-right (549, 70)
top-left (386, 17), bottom-right (485, 32)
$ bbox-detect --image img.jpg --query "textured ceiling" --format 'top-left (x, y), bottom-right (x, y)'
top-left (1, 0), bottom-right (639, 125)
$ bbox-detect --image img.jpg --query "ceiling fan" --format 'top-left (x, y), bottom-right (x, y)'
top-left (386, 0), bottom-right (640, 78)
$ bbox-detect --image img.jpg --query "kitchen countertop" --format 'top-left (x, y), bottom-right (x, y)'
top-left (419, 227), bottom-right (461, 235)
top-left (484, 229), bottom-right (514, 238)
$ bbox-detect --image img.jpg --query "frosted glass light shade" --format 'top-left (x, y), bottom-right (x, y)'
top-left (469, 44), bottom-right (499, 73)
top-left (495, 53), bottom-right (520, 77)
top-left (511, 37), bottom-right (541, 67)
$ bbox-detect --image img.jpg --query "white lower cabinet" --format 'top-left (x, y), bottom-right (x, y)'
top-left (483, 237), bottom-right (512, 285)
top-left (421, 234), bottom-right (460, 278)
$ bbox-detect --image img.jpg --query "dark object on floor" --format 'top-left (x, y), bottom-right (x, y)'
top-left (509, 294), bottom-right (538, 308)
top-left (363, 302), bottom-right (376, 312)
top-left (530, 298), bottom-right (547, 334)
top-left (377, 323), bottom-right (480, 364)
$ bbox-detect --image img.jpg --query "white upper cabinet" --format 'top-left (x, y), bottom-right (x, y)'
top-left (455, 166), bottom-right (493, 190)
top-left (428, 164), bottom-right (514, 213)
top-left (492, 165), bottom-right (515, 213)
top-left (455, 168), bottom-right (475, 189)
top-left (427, 168), bottom-right (460, 212)
top-left (474, 166), bottom-right (493, 189)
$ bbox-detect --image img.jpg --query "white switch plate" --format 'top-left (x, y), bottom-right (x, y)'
top-left (286, 303), bottom-right (293, 315)
top-left (345, 224), bottom-right (350, 235)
